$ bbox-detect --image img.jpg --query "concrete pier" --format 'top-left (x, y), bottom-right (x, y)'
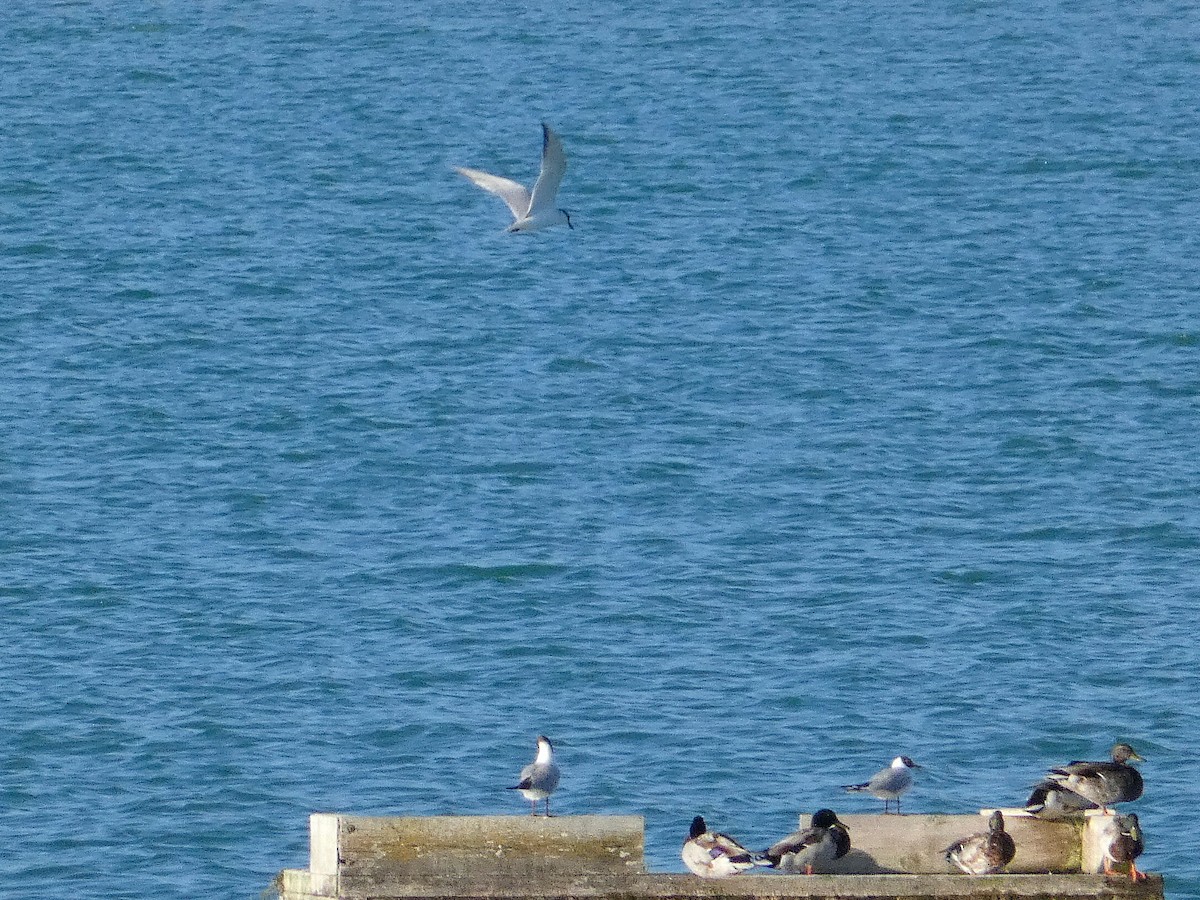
top-left (311, 814), bottom-right (644, 881)
top-left (273, 813), bottom-right (1163, 900)
top-left (787, 810), bottom-right (1081, 874)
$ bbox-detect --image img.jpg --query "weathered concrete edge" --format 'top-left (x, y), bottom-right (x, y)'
top-left (315, 813), bottom-right (647, 878)
top-left (276, 870), bottom-right (1164, 900)
top-left (312, 813), bottom-right (1085, 877)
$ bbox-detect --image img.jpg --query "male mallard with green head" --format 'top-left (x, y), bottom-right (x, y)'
top-left (1101, 813), bottom-right (1146, 881)
top-left (763, 809), bottom-right (851, 874)
top-left (682, 816), bottom-right (774, 878)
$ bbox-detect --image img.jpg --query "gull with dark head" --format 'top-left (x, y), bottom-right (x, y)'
top-left (843, 756), bottom-right (920, 814)
top-left (456, 123), bottom-right (573, 233)
top-left (507, 735), bottom-right (560, 816)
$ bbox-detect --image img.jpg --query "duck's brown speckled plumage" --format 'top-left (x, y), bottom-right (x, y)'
top-left (1045, 743), bottom-right (1144, 812)
top-left (945, 810), bottom-right (1017, 875)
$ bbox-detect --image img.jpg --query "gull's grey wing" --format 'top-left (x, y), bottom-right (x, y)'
top-left (455, 167), bottom-right (532, 220)
top-left (871, 766), bottom-right (911, 793)
top-left (527, 123), bottom-right (567, 216)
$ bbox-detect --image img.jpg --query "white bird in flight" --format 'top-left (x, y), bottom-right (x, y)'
top-left (456, 123), bottom-right (573, 233)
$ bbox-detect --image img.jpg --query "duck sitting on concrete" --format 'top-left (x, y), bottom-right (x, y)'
top-left (763, 809), bottom-right (851, 874)
top-left (945, 811), bottom-right (1017, 875)
top-left (1025, 779), bottom-right (1098, 818)
top-left (682, 816), bottom-right (773, 878)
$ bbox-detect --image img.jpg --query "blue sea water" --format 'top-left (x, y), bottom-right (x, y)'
top-left (3, 1), bottom-right (1199, 898)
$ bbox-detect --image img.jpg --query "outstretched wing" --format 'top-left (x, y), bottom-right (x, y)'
top-left (527, 123), bottom-right (567, 216)
top-left (456, 167), bottom-right (532, 220)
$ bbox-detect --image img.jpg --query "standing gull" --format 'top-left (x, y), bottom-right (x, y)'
top-left (763, 809), bottom-right (851, 875)
top-left (507, 735), bottom-right (560, 816)
top-left (456, 123), bottom-right (573, 233)
top-left (843, 756), bottom-right (920, 814)
top-left (1044, 743), bottom-right (1144, 813)
top-left (682, 816), bottom-right (773, 878)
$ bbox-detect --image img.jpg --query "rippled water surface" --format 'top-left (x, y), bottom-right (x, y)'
top-left (3, 2), bottom-right (1199, 898)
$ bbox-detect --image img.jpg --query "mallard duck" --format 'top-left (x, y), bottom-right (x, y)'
top-left (1045, 743), bottom-right (1144, 813)
top-left (1025, 780), bottom-right (1098, 818)
top-left (682, 816), bottom-right (773, 878)
top-left (763, 809), bottom-right (851, 874)
top-left (843, 756), bottom-right (920, 813)
top-left (1100, 813), bottom-right (1146, 881)
top-left (506, 735), bottom-right (560, 816)
top-left (945, 810), bottom-right (1017, 875)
